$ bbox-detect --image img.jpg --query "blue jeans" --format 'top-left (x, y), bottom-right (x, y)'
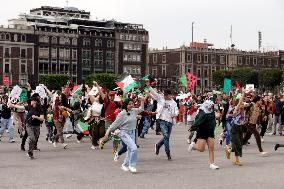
top-left (225, 119), bottom-right (232, 145)
top-left (118, 141), bottom-right (127, 156)
top-left (0, 117), bottom-right (14, 140)
top-left (156, 119), bottom-right (173, 154)
top-left (119, 130), bottom-right (137, 167)
top-left (140, 117), bottom-right (151, 137)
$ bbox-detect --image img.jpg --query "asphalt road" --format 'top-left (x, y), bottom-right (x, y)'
top-left (0, 124), bottom-right (284, 189)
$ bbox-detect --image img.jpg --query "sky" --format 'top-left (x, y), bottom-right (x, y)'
top-left (0, 0), bottom-right (283, 51)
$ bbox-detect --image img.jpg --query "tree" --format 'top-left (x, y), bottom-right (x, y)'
top-left (39, 74), bottom-right (69, 90)
top-left (258, 69), bottom-right (283, 89)
top-left (85, 73), bottom-right (118, 90)
top-left (212, 70), bottom-right (231, 87)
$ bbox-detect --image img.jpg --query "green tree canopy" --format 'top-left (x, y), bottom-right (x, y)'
top-left (39, 74), bottom-right (69, 90)
top-left (258, 68), bottom-right (283, 89)
top-left (85, 73), bottom-right (118, 91)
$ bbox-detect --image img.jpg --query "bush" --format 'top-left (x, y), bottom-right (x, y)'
top-left (85, 73), bottom-right (118, 90)
top-left (39, 74), bottom-right (70, 90)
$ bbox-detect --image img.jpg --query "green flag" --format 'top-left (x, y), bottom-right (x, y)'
top-left (180, 74), bottom-right (187, 87)
top-left (223, 78), bottom-right (231, 94)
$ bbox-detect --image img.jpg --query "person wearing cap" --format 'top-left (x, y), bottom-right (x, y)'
top-left (0, 95), bottom-right (15, 143)
top-left (146, 83), bottom-right (179, 160)
top-left (9, 96), bottom-right (44, 159)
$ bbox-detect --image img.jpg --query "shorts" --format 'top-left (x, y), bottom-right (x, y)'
top-left (196, 129), bottom-right (215, 140)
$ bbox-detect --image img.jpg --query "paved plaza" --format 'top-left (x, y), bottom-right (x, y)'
top-left (0, 124), bottom-right (284, 189)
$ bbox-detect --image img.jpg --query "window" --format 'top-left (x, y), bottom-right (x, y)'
top-left (51, 48), bottom-right (57, 58)
top-left (5, 33), bottom-right (10, 40)
top-left (238, 57), bottom-right (243, 65)
top-left (187, 54), bottom-right (192, 62)
top-left (268, 59), bottom-right (272, 66)
top-left (94, 60), bottom-right (103, 70)
top-left (39, 47), bottom-right (49, 58)
top-left (65, 49), bottom-right (70, 59)
top-left (59, 49), bottom-right (64, 59)
top-left (39, 36), bottom-right (49, 43)
top-left (94, 50), bottom-right (103, 60)
top-left (245, 57), bottom-right (250, 65)
top-left (4, 62), bottom-right (10, 74)
top-left (137, 54), bottom-right (141, 62)
top-left (153, 54), bottom-right (157, 63)
top-left (4, 48), bottom-right (10, 57)
top-left (120, 34), bottom-right (124, 40)
top-left (20, 60), bottom-right (27, 74)
top-left (72, 50), bottom-right (77, 59)
top-left (220, 55), bottom-right (226, 64)
top-left (51, 37), bottom-right (57, 44)
top-left (162, 66), bottom-right (166, 77)
top-left (72, 38), bottom-right (77, 46)
top-left (106, 60), bottom-right (115, 71)
top-left (162, 54), bottom-right (166, 63)
top-left (21, 49), bottom-right (26, 58)
top-left (59, 37), bottom-right (65, 45)
top-left (211, 54), bottom-right (216, 64)
top-left (83, 50), bottom-right (91, 59)
top-left (14, 34), bottom-right (18, 42)
top-left (39, 59), bottom-right (49, 74)
top-left (21, 35), bottom-right (26, 42)
top-left (197, 54), bottom-right (202, 63)
top-left (204, 54), bottom-right (208, 63)
top-left (52, 61), bottom-right (57, 73)
top-left (95, 39), bottom-right (102, 47)
top-left (106, 51), bottom-right (114, 60)
top-left (65, 38), bottom-right (70, 45)
top-left (107, 40), bottom-right (114, 48)
top-left (152, 67), bottom-right (157, 76)
top-left (253, 58), bottom-right (257, 66)
top-left (0, 33), bottom-right (4, 40)
top-left (72, 64), bottom-right (77, 74)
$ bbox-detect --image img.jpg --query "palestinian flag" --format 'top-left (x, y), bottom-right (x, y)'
top-left (77, 121), bottom-right (89, 135)
top-left (71, 85), bottom-right (82, 95)
top-left (233, 81), bottom-right (242, 100)
top-left (116, 75), bottom-right (137, 93)
top-left (19, 89), bottom-right (28, 102)
top-left (179, 72), bottom-right (198, 91)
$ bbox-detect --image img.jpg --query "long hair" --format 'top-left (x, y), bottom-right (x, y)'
top-left (122, 98), bottom-right (134, 112)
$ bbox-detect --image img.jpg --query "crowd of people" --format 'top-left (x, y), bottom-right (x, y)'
top-left (0, 78), bottom-right (283, 173)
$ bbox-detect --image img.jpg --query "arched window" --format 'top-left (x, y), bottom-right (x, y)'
top-left (0, 33), bottom-right (4, 40)
top-left (51, 36), bottom-right (57, 44)
top-left (83, 38), bottom-right (90, 46)
top-left (21, 34), bottom-right (26, 42)
top-left (72, 38), bottom-right (77, 46)
top-left (5, 33), bottom-right (10, 40)
top-left (65, 37), bottom-right (70, 45)
top-left (59, 37), bottom-right (65, 45)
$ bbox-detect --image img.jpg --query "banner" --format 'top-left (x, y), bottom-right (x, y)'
top-left (223, 78), bottom-right (232, 94)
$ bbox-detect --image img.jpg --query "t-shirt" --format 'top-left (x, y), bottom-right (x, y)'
top-left (104, 98), bottom-right (119, 122)
top-left (25, 105), bottom-right (44, 126)
top-left (0, 104), bottom-right (12, 119)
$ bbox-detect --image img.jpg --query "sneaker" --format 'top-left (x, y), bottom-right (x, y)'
top-left (77, 140), bottom-right (81, 144)
top-left (62, 143), bottom-right (68, 149)
top-left (53, 142), bottom-right (57, 148)
top-left (129, 166), bottom-right (137, 173)
top-left (91, 145), bottom-right (98, 150)
top-left (27, 152), bottom-right (34, 159)
top-left (66, 134), bottom-right (72, 139)
top-left (121, 164), bottom-right (129, 172)
top-left (33, 148), bottom-right (40, 152)
top-left (114, 152), bottom-right (120, 162)
top-left (167, 154), bottom-right (172, 161)
top-left (274, 144), bottom-right (280, 151)
top-left (9, 139), bottom-right (15, 143)
top-left (209, 163), bottom-right (219, 170)
top-left (186, 139), bottom-right (191, 144)
top-left (188, 142), bottom-right (195, 153)
top-left (260, 151), bottom-right (269, 157)
top-left (48, 139), bottom-right (53, 144)
top-left (155, 143), bottom-right (159, 155)
top-left (139, 135), bottom-right (145, 139)
top-left (261, 138), bottom-right (264, 143)
top-left (6, 129), bottom-right (9, 133)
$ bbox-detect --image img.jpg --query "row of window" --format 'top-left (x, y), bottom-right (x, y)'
top-left (82, 50), bottom-right (115, 60)
top-left (38, 61), bottom-right (77, 75)
top-left (120, 34), bottom-right (147, 42)
top-left (0, 33), bottom-right (26, 42)
top-left (123, 43), bottom-right (142, 51)
top-left (123, 66), bottom-right (141, 75)
top-left (82, 59), bottom-right (115, 69)
top-left (123, 53), bottom-right (142, 62)
top-left (39, 48), bottom-right (78, 59)
top-left (3, 59), bottom-right (27, 74)
top-left (4, 48), bottom-right (28, 58)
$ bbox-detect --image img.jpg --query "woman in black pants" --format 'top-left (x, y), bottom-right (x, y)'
top-left (260, 99), bottom-right (269, 142)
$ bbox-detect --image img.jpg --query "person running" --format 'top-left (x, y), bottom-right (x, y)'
top-left (103, 98), bottom-right (145, 173)
top-left (147, 84), bottom-right (179, 160)
top-left (188, 100), bottom-right (219, 170)
top-left (243, 96), bottom-right (268, 156)
top-left (9, 96), bottom-right (44, 159)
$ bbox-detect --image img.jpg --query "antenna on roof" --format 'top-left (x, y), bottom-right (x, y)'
top-left (66, 0), bottom-right (69, 8)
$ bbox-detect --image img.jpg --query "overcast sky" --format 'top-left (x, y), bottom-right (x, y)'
top-left (0, 0), bottom-right (283, 50)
